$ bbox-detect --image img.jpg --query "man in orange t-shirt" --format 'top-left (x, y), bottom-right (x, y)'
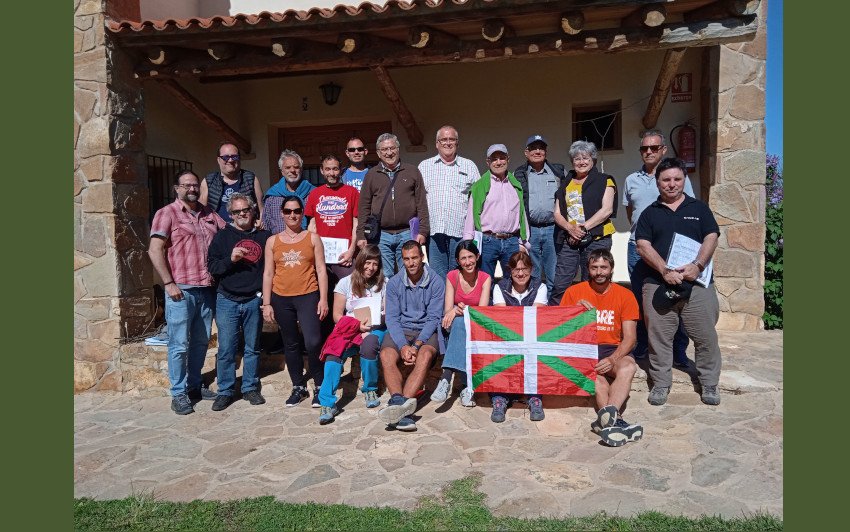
top-left (561, 248), bottom-right (642, 447)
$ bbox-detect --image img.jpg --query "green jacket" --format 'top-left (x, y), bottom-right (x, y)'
top-left (469, 171), bottom-right (528, 241)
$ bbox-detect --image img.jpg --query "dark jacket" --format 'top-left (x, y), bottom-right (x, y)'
top-left (555, 166), bottom-right (618, 244)
top-left (512, 160), bottom-right (566, 225)
top-left (204, 169), bottom-right (257, 213)
top-left (496, 277), bottom-right (543, 307)
top-left (357, 162), bottom-right (430, 237)
top-left (207, 224), bottom-right (272, 303)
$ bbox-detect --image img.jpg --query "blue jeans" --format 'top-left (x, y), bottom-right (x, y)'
top-left (428, 233), bottom-right (462, 279)
top-left (550, 236), bottom-right (612, 306)
top-left (214, 293), bottom-right (262, 396)
top-left (529, 225), bottom-right (557, 294)
top-left (165, 286), bottom-right (215, 396)
top-left (378, 229), bottom-right (412, 279)
top-left (442, 316), bottom-right (467, 372)
top-left (628, 241), bottom-right (689, 362)
top-left (480, 235), bottom-right (519, 279)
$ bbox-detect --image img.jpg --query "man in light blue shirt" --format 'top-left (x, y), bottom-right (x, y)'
top-left (622, 131), bottom-right (694, 365)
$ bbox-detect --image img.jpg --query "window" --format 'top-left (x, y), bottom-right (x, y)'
top-left (147, 155), bottom-right (193, 222)
top-left (572, 101), bottom-right (622, 151)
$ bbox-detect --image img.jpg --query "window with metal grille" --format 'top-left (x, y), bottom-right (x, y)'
top-left (147, 155), bottom-right (193, 222)
top-left (572, 101), bottom-right (622, 151)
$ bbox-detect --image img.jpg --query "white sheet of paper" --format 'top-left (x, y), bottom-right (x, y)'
top-left (473, 230), bottom-right (483, 251)
top-left (320, 237), bottom-right (349, 265)
top-left (352, 297), bottom-right (382, 326)
top-left (665, 233), bottom-right (713, 287)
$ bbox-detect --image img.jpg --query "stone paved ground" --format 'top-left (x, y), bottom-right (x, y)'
top-left (74, 330), bottom-right (782, 519)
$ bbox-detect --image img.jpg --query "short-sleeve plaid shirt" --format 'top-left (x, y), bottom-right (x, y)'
top-left (150, 199), bottom-right (225, 286)
top-left (419, 154), bottom-right (481, 238)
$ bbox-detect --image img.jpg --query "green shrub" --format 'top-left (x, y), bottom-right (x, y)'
top-left (763, 155), bottom-right (783, 329)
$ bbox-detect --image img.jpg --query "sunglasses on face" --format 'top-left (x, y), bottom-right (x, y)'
top-left (282, 208), bottom-right (303, 215)
top-left (231, 207), bottom-right (252, 215)
top-left (639, 145), bottom-right (663, 153)
top-left (347, 147), bottom-right (366, 153)
top-left (219, 154), bottom-right (240, 162)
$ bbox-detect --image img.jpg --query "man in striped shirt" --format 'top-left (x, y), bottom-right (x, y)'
top-left (419, 126), bottom-right (481, 278)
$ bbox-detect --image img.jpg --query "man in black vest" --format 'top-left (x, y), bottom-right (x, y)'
top-left (200, 141), bottom-right (264, 224)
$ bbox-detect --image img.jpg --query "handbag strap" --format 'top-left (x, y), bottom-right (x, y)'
top-left (375, 170), bottom-right (400, 219)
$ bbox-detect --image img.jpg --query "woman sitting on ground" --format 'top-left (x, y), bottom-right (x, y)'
top-left (431, 240), bottom-right (492, 407)
top-left (490, 251), bottom-right (548, 423)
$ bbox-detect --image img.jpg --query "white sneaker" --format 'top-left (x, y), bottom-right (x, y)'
top-left (430, 378), bottom-right (450, 403)
top-left (459, 387), bottom-right (476, 407)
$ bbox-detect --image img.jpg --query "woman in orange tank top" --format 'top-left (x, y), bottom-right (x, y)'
top-left (262, 196), bottom-right (328, 407)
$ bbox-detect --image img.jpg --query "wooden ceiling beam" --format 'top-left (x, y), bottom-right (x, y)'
top-left (407, 25), bottom-right (460, 49)
top-left (621, 3), bottom-right (667, 28)
top-left (338, 33), bottom-right (406, 54)
top-left (482, 19), bottom-right (515, 43)
top-left (207, 42), bottom-right (268, 61)
top-left (156, 79), bottom-right (251, 154)
top-left (684, 0), bottom-right (760, 22)
top-left (642, 47), bottom-right (687, 129)
top-left (370, 65), bottom-right (424, 146)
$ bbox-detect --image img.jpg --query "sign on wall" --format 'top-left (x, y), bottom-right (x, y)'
top-left (671, 73), bottom-right (692, 102)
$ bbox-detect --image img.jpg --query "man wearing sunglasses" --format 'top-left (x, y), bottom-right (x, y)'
top-left (201, 142), bottom-right (264, 224)
top-left (341, 137), bottom-right (369, 192)
top-left (622, 131), bottom-right (695, 366)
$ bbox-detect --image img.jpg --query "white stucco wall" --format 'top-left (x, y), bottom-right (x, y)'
top-left (143, 50), bottom-right (704, 281)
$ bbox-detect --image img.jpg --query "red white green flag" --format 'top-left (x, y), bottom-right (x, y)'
top-left (464, 306), bottom-right (598, 396)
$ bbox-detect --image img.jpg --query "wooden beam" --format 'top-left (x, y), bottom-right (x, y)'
top-left (407, 25), bottom-right (460, 49)
top-left (338, 33), bottom-right (404, 54)
top-left (207, 42), bottom-right (268, 61)
top-left (369, 66), bottom-right (424, 146)
top-left (157, 79), bottom-right (251, 154)
top-left (642, 48), bottom-right (687, 129)
top-left (482, 19), bottom-right (514, 43)
top-left (621, 3), bottom-right (667, 28)
top-left (685, 0), bottom-right (760, 22)
top-left (560, 11), bottom-right (585, 35)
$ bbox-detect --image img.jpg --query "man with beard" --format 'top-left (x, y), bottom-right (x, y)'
top-left (560, 248), bottom-right (642, 446)
top-left (261, 150), bottom-right (315, 234)
top-left (200, 141), bottom-right (264, 223)
top-left (149, 170), bottom-right (226, 415)
top-left (206, 193), bottom-right (272, 411)
top-left (341, 137), bottom-right (369, 192)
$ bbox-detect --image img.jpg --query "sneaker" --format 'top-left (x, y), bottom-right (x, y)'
top-left (312, 388), bottom-right (321, 408)
top-left (597, 405), bottom-right (619, 429)
top-left (491, 396), bottom-right (509, 423)
top-left (459, 387), bottom-right (476, 407)
top-left (211, 394), bottom-right (235, 411)
top-left (242, 390), bottom-right (266, 405)
top-left (187, 384), bottom-right (217, 404)
top-left (286, 386), bottom-right (309, 407)
top-left (700, 385), bottom-right (721, 405)
top-left (378, 395), bottom-right (418, 425)
top-left (395, 416), bottom-right (417, 431)
top-left (528, 396), bottom-right (545, 421)
top-left (648, 386), bottom-right (670, 406)
top-left (171, 393), bottom-right (194, 415)
top-left (600, 418), bottom-right (643, 447)
top-left (318, 405), bottom-right (339, 425)
top-left (364, 390), bottom-right (380, 408)
top-left (430, 378), bottom-right (450, 403)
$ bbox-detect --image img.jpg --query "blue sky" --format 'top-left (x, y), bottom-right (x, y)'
top-left (765, 0), bottom-right (782, 157)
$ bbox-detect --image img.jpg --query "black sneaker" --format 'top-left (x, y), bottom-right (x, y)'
top-left (211, 394), bottom-right (235, 411)
top-left (312, 387), bottom-right (321, 408)
top-left (395, 416), bottom-right (417, 431)
top-left (600, 418), bottom-right (643, 447)
top-left (378, 395), bottom-right (417, 425)
top-left (528, 396), bottom-right (545, 421)
top-left (491, 396), bottom-right (509, 423)
top-left (597, 405), bottom-right (618, 429)
top-left (242, 390), bottom-right (266, 405)
top-left (171, 393), bottom-right (194, 415)
top-left (286, 386), bottom-right (309, 407)
top-left (187, 384), bottom-right (217, 404)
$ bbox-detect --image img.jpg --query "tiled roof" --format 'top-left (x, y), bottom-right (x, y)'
top-left (107, 0), bottom-right (484, 34)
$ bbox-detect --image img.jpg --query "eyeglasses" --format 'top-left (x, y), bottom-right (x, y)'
top-left (437, 138), bottom-right (458, 145)
top-left (347, 147), bottom-right (366, 153)
top-left (378, 146), bottom-right (399, 154)
top-left (219, 154), bottom-right (240, 162)
top-left (639, 145), bottom-right (663, 153)
top-left (512, 266), bottom-right (530, 273)
top-left (573, 155), bottom-right (592, 162)
top-left (282, 208), bottom-right (303, 215)
top-left (178, 183), bottom-right (200, 189)
top-left (231, 207), bottom-right (252, 215)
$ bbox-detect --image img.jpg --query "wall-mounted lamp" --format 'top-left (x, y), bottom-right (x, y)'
top-left (319, 82), bottom-right (342, 106)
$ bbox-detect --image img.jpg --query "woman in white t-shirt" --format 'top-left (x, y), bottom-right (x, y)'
top-left (317, 244), bottom-right (387, 424)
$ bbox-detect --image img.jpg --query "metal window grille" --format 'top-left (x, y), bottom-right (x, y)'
top-left (147, 155), bottom-right (193, 222)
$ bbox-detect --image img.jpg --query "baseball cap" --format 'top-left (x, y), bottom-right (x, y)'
top-left (526, 135), bottom-right (547, 147)
top-left (652, 280), bottom-right (694, 310)
top-left (487, 144), bottom-right (509, 158)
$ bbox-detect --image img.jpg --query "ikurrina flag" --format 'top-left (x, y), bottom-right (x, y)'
top-left (464, 306), bottom-right (598, 396)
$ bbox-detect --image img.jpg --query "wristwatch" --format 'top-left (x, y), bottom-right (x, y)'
top-left (412, 341), bottom-right (424, 351)
top-left (691, 259), bottom-right (705, 272)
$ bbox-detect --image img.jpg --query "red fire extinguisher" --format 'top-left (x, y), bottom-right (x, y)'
top-left (670, 121), bottom-right (697, 173)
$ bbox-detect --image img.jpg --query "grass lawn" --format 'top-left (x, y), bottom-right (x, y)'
top-left (74, 475), bottom-right (782, 531)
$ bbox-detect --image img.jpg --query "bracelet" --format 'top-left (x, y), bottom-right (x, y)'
top-left (164, 281), bottom-right (175, 286)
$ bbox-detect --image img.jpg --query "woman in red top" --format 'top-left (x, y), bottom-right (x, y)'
top-left (430, 240), bottom-right (492, 407)
top-left (262, 196), bottom-right (328, 407)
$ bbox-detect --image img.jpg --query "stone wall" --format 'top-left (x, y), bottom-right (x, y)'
top-left (75, 0), bottom-right (152, 392)
top-left (708, 0), bottom-right (768, 331)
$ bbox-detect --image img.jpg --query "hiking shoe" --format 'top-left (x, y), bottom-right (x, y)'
top-left (364, 390), bottom-right (380, 408)
top-left (242, 390), bottom-right (266, 405)
top-left (491, 396), bottom-right (509, 423)
top-left (285, 386), bottom-right (309, 407)
top-left (395, 416), bottom-right (417, 431)
top-left (600, 418), bottom-right (643, 447)
top-left (528, 396), bottom-right (545, 421)
top-left (171, 393), bottom-right (194, 415)
top-left (700, 385), bottom-right (721, 405)
top-left (211, 394), bottom-right (235, 411)
top-left (460, 387), bottom-right (476, 407)
top-left (597, 405), bottom-right (619, 430)
top-left (187, 384), bottom-right (217, 404)
top-left (312, 388), bottom-right (321, 408)
top-left (318, 405), bottom-right (339, 425)
top-left (648, 386), bottom-right (670, 406)
top-left (430, 378), bottom-right (450, 403)
top-left (378, 395), bottom-right (417, 425)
